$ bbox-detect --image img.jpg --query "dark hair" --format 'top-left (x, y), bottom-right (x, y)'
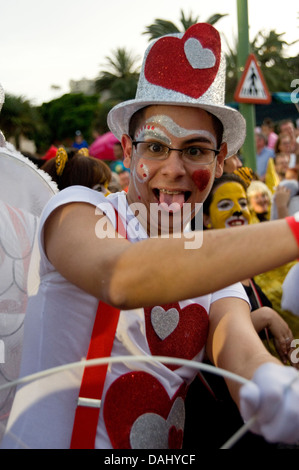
top-left (203, 173), bottom-right (248, 216)
top-left (129, 106), bottom-right (224, 148)
top-left (41, 150), bottom-right (111, 191)
top-left (262, 117), bottom-right (275, 130)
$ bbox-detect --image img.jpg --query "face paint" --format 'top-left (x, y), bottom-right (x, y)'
top-left (135, 125), bottom-right (172, 146)
top-left (192, 169), bottom-right (211, 192)
top-left (144, 115), bottom-right (217, 148)
top-left (209, 182), bottom-right (251, 229)
top-left (136, 162), bottom-right (149, 182)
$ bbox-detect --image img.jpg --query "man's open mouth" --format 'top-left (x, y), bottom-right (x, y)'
top-left (153, 188), bottom-right (191, 207)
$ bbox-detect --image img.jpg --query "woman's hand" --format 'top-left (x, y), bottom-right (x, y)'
top-left (251, 306), bottom-right (297, 368)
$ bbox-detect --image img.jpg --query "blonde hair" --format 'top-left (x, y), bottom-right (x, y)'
top-left (247, 180), bottom-right (272, 200)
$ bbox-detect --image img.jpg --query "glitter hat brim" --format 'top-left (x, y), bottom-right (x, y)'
top-left (107, 99), bottom-right (246, 159)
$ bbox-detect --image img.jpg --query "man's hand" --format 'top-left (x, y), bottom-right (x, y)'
top-left (240, 363), bottom-right (299, 444)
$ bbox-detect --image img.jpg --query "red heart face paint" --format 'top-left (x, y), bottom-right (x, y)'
top-left (192, 169), bottom-right (211, 192)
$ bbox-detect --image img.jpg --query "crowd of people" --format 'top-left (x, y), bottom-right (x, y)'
top-left (0, 22), bottom-right (299, 450)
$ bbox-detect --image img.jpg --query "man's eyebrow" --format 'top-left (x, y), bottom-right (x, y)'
top-left (184, 136), bottom-right (216, 145)
top-left (145, 115), bottom-right (217, 147)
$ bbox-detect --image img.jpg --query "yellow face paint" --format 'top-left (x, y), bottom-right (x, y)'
top-left (209, 182), bottom-right (251, 229)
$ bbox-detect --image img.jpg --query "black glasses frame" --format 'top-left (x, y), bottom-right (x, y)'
top-left (132, 141), bottom-right (220, 159)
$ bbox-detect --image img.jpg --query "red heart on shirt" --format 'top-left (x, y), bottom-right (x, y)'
top-left (144, 302), bottom-right (209, 370)
top-left (103, 371), bottom-right (187, 449)
top-left (144, 23), bottom-right (221, 98)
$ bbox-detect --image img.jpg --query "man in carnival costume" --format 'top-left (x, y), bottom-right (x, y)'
top-left (2, 23), bottom-right (299, 449)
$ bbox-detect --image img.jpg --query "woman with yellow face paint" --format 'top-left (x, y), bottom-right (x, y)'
top-left (204, 174), bottom-right (251, 229)
top-left (202, 173), bottom-right (295, 368)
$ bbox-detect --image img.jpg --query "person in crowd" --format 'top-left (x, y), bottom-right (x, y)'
top-left (118, 170), bottom-right (130, 192)
top-left (247, 180), bottom-right (272, 223)
top-left (274, 152), bottom-right (291, 181)
top-left (255, 131), bottom-right (275, 181)
top-left (271, 152), bottom-right (299, 220)
top-left (279, 119), bottom-right (298, 155)
top-left (261, 117), bottom-right (278, 150)
top-left (223, 152), bottom-right (243, 173)
top-left (41, 147), bottom-right (111, 194)
top-left (275, 131), bottom-right (296, 168)
top-left (107, 171), bottom-right (122, 193)
top-left (285, 151), bottom-right (299, 181)
top-left (110, 160), bottom-right (130, 191)
top-left (2, 23), bottom-right (299, 450)
top-left (40, 144), bottom-right (58, 163)
top-left (72, 130), bottom-right (89, 150)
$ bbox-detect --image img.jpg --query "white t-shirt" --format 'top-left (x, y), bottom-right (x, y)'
top-left (2, 186), bottom-right (249, 449)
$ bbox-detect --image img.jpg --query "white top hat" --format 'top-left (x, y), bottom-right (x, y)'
top-left (108, 23), bottom-right (246, 158)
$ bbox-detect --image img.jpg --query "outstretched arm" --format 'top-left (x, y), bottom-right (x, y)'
top-left (205, 297), bottom-right (280, 405)
top-left (206, 297), bottom-right (299, 445)
top-left (44, 202), bottom-right (299, 309)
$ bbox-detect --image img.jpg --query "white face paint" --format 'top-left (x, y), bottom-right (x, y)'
top-left (135, 125), bottom-right (171, 145)
top-left (131, 163), bottom-right (149, 200)
top-left (135, 161), bottom-right (149, 182)
top-left (136, 115), bottom-right (218, 149)
top-left (131, 114), bottom-right (217, 200)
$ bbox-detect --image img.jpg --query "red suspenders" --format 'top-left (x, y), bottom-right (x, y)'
top-left (70, 209), bottom-right (126, 449)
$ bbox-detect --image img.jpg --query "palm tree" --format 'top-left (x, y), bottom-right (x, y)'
top-left (251, 30), bottom-right (298, 92)
top-left (143, 9), bottom-right (227, 41)
top-left (225, 30), bottom-right (299, 102)
top-left (95, 48), bottom-right (141, 102)
top-left (0, 94), bottom-right (42, 150)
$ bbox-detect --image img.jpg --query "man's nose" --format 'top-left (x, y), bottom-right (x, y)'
top-left (161, 150), bottom-right (187, 177)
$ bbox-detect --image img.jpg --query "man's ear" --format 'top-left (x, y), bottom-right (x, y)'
top-left (215, 142), bottom-right (227, 178)
top-left (121, 135), bottom-right (133, 169)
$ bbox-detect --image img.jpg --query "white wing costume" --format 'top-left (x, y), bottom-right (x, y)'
top-left (0, 83), bottom-right (58, 440)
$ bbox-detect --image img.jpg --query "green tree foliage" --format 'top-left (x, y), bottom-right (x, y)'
top-left (2, 11), bottom-right (297, 153)
top-left (252, 30), bottom-right (298, 92)
top-left (38, 93), bottom-right (101, 151)
top-left (143, 9), bottom-right (227, 40)
top-left (95, 48), bottom-right (140, 101)
top-left (0, 94), bottom-right (45, 150)
top-left (225, 30), bottom-right (298, 102)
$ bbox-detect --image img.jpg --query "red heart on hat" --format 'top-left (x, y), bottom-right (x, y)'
top-left (144, 23), bottom-right (221, 98)
top-left (103, 371), bottom-right (187, 449)
top-left (144, 302), bottom-right (209, 370)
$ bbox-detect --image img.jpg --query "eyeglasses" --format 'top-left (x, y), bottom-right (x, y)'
top-left (132, 141), bottom-right (220, 165)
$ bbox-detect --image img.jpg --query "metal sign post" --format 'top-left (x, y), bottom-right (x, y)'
top-left (236, 0), bottom-right (257, 171)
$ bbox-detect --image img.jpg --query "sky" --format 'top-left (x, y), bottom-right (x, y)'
top-left (1, 0), bottom-right (298, 106)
